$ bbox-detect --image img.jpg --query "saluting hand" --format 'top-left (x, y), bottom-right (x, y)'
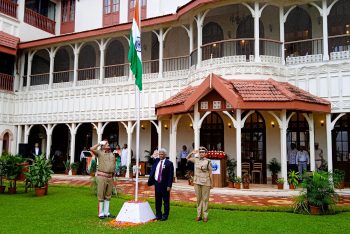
top-left (167, 187), bottom-right (171, 192)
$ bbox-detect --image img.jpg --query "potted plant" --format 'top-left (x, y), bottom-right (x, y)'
top-left (119, 165), bottom-right (127, 177)
top-left (64, 160), bottom-right (70, 175)
top-left (293, 171), bottom-right (339, 215)
top-left (0, 155), bottom-right (7, 193)
top-left (268, 158), bottom-right (281, 185)
top-left (242, 173), bottom-right (250, 189)
top-left (333, 169), bottom-right (345, 189)
top-left (70, 162), bottom-right (79, 175)
top-left (234, 176), bottom-right (241, 189)
top-left (276, 177), bottom-right (284, 190)
top-left (226, 159), bottom-right (236, 188)
top-left (5, 154), bottom-right (23, 194)
top-left (288, 170), bottom-right (300, 189)
top-left (24, 155), bottom-right (54, 196)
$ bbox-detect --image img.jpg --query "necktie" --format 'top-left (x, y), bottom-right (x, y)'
top-left (157, 160), bottom-right (163, 183)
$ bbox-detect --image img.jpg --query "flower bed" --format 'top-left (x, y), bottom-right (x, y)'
top-left (206, 151), bottom-right (226, 159)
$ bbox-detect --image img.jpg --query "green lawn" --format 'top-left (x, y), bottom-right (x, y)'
top-left (0, 185), bottom-right (350, 234)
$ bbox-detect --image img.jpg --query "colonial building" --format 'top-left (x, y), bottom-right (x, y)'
top-left (1, 0), bottom-right (350, 187)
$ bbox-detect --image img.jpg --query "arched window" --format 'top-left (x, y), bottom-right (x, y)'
top-left (200, 112), bottom-right (224, 151)
top-left (332, 113), bottom-right (350, 183)
top-left (285, 7), bottom-right (312, 56)
top-left (78, 45), bottom-right (97, 80)
top-left (2, 132), bottom-right (10, 154)
top-left (202, 22), bottom-right (224, 60)
top-left (328, 0), bottom-right (350, 52)
top-left (287, 113), bottom-right (309, 152)
top-left (236, 16), bottom-right (264, 59)
top-left (105, 40), bottom-right (125, 77)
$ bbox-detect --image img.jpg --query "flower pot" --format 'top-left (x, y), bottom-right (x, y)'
top-left (289, 184), bottom-right (295, 190)
top-left (44, 184), bottom-right (48, 195)
top-left (8, 187), bottom-right (16, 194)
top-left (277, 183), bottom-right (283, 190)
top-left (310, 205), bottom-right (321, 215)
top-left (234, 183), bottom-right (241, 189)
top-left (0, 185), bottom-right (5, 193)
top-left (35, 187), bottom-right (46, 196)
top-left (335, 181), bottom-right (345, 189)
top-left (243, 183), bottom-right (249, 189)
top-left (228, 182), bottom-right (234, 188)
top-left (72, 170), bottom-right (77, 175)
top-left (17, 162), bottom-right (29, 181)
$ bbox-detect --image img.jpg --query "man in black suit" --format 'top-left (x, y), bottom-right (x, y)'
top-left (148, 148), bottom-right (174, 221)
top-left (32, 143), bottom-right (42, 157)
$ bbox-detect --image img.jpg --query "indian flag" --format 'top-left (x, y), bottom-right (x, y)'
top-left (128, 0), bottom-right (142, 91)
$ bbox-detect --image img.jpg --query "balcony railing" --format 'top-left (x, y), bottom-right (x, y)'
top-left (24, 8), bottom-right (55, 34)
top-left (104, 63), bottom-right (129, 78)
top-left (77, 67), bottom-right (99, 81)
top-left (53, 70), bottom-right (73, 83)
top-left (329, 34), bottom-right (350, 53)
top-left (163, 55), bottom-right (189, 72)
top-left (190, 49), bottom-right (198, 66)
top-left (0, 0), bottom-right (17, 18)
top-left (31, 73), bottom-right (49, 86)
top-left (143, 59), bottom-right (159, 74)
top-left (0, 72), bottom-right (14, 92)
top-left (285, 37), bottom-right (323, 57)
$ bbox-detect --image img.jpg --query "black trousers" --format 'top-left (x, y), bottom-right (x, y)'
top-left (154, 181), bottom-right (170, 219)
top-left (181, 158), bottom-right (187, 176)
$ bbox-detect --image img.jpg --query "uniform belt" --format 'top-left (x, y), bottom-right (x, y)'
top-left (97, 171), bottom-right (113, 178)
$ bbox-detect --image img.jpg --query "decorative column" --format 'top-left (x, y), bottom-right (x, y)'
top-left (48, 48), bottom-right (55, 89)
top-left (158, 28), bottom-right (164, 78)
top-left (303, 113), bottom-right (315, 171)
top-left (98, 39), bottom-right (107, 84)
top-left (235, 109), bottom-right (242, 178)
top-left (321, 0), bottom-right (330, 61)
top-left (73, 43), bottom-right (80, 87)
top-left (69, 123), bottom-right (76, 175)
top-left (279, 110), bottom-right (288, 189)
top-left (193, 104), bottom-right (200, 149)
top-left (19, 54), bottom-right (25, 91)
top-left (326, 113), bottom-right (333, 172)
top-left (24, 125), bottom-right (29, 143)
top-left (158, 120), bottom-right (162, 150)
top-left (253, 2), bottom-right (261, 62)
top-left (195, 11), bottom-right (208, 68)
top-left (16, 125), bottom-right (22, 154)
top-left (26, 52), bottom-right (34, 91)
top-left (0, 136), bottom-right (3, 155)
top-left (97, 122), bottom-right (103, 143)
top-left (46, 124), bottom-right (53, 159)
top-left (170, 115), bottom-right (181, 179)
top-left (279, 7), bottom-right (285, 64)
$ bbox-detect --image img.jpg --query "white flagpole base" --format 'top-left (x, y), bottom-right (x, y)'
top-left (116, 201), bottom-right (155, 223)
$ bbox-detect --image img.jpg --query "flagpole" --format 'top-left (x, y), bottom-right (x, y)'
top-left (135, 87), bottom-right (140, 201)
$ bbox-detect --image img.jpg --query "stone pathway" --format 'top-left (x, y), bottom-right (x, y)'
top-left (50, 175), bottom-right (350, 207)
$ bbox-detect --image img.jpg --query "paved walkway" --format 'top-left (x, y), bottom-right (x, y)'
top-left (50, 174), bottom-right (350, 207)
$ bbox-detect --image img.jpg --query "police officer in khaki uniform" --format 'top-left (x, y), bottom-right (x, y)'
top-left (186, 146), bottom-right (213, 222)
top-left (90, 140), bottom-right (116, 219)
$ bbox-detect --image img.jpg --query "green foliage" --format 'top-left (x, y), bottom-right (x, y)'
top-left (276, 177), bottom-right (285, 184)
top-left (24, 155), bottom-right (54, 188)
top-left (70, 162), bottom-right (79, 171)
top-left (64, 160), bottom-right (70, 171)
top-left (234, 176), bottom-right (241, 183)
top-left (3, 154), bottom-right (24, 188)
top-left (0, 155), bottom-right (8, 186)
top-left (268, 158), bottom-right (281, 175)
top-left (333, 169), bottom-right (345, 187)
top-left (226, 159), bottom-right (237, 182)
top-left (294, 171), bottom-right (339, 214)
top-left (288, 170), bottom-right (300, 187)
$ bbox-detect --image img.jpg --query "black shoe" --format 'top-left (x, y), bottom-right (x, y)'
top-left (98, 215), bottom-right (105, 219)
top-left (161, 216), bottom-right (168, 221)
top-left (156, 216), bottom-right (162, 220)
top-left (106, 214), bottom-right (115, 218)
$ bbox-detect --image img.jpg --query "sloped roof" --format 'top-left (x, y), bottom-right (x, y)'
top-left (0, 31), bottom-right (19, 55)
top-left (155, 74), bottom-right (331, 116)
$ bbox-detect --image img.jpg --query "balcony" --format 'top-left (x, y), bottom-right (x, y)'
top-left (24, 8), bottom-right (55, 34)
top-left (0, 0), bottom-right (17, 18)
top-left (0, 72), bottom-right (14, 92)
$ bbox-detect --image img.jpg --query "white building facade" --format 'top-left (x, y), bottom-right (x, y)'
top-left (1, 0), bottom-right (350, 187)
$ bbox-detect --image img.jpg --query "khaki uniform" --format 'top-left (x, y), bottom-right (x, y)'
top-left (94, 150), bottom-right (115, 202)
top-left (193, 157), bottom-right (212, 219)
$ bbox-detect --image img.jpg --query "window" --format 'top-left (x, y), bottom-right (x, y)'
top-left (128, 0), bottom-right (147, 22)
top-left (104, 0), bottom-right (120, 14)
top-left (62, 0), bottom-right (75, 22)
top-left (287, 113), bottom-right (309, 152)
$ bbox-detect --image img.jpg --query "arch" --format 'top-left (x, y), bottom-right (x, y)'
top-left (285, 7), bottom-right (312, 56)
top-left (150, 32), bottom-right (159, 73)
top-left (78, 43), bottom-right (99, 80)
top-left (54, 45), bottom-right (74, 83)
top-left (202, 22), bottom-right (224, 60)
top-left (241, 111), bottom-right (266, 183)
top-left (236, 15), bottom-right (264, 58)
top-left (328, 0), bottom-right (350, 52)
top-left (1, 129), bottom-right (13, 141)
top-left (200, 112), bottom-right (224, 151)
top-left (28, 125), bottom-right (47, 155)
top-left (75, 123), bottom-right (93, 163)
top-left (105, 39), bottom-right (125, 77)
top-left (30, 49), bottom-right (50, 86)
top-left (332, 113), bottom-right (350, 184)
top-left (287, 112), bottom-right (310, 151)
top-left (163, 26), bottom-right (190, 58)
top-left (102, 122), bottom-right (119, 150)
top-left (51, 124), bottom-right (70, 173)
top-left (2, 132), bottom-right (10, 154)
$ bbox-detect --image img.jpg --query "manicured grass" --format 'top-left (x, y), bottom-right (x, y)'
top-left (0, 185), bottom-right (350, 233)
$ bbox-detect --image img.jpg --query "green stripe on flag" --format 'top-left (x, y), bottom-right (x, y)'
top-left (128, 33), bottom-right (143, 91)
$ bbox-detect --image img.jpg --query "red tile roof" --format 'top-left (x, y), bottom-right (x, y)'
top-left (156, 74), bottom-right (331, 116)
top-left (0, 31), bottom-right (19, 49)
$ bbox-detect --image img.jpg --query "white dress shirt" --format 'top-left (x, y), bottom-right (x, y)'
top-left (154, 159), bottom-right (165, 181)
